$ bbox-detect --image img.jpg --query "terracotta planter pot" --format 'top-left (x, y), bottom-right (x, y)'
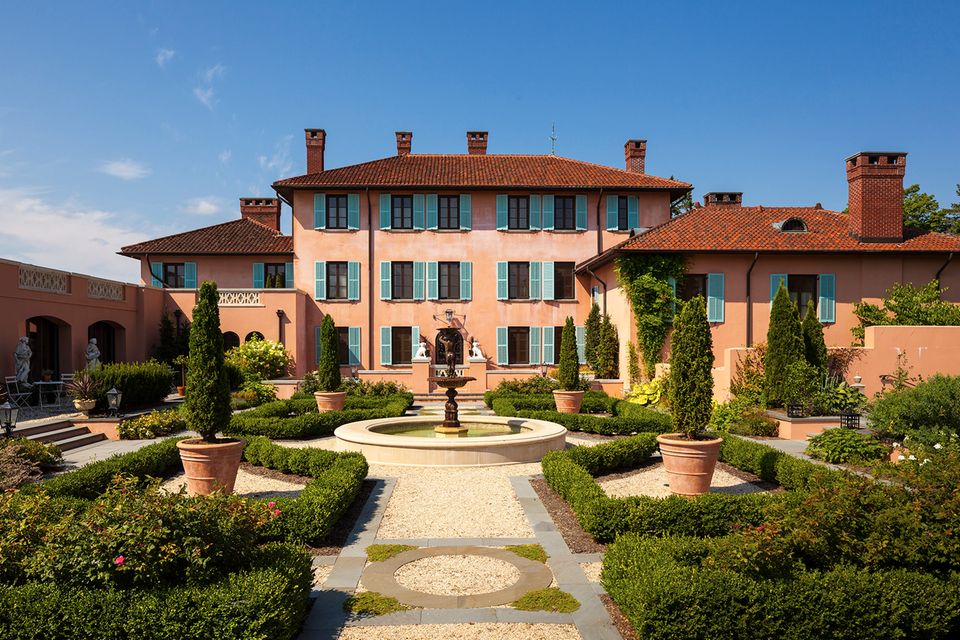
top-left (314, 391), bottom-right (347, 413)
top-left (176, 438), bottom-right (243, 496)
top-left (553, 390), bottom-right (585, 414)
top-left (73, 399), bottom-right (96, 414)
top-left (656, 433), bottom-right (723, 496)
top-left (889, 447), bottom-right (910, 464)
top-left (176, 386), bottom-right (186, 396)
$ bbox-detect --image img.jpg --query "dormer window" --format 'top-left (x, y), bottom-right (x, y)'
top-left (778, 217), bottom-right (808, 233)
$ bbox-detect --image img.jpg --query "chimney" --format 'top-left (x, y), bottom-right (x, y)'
top-left (703, 192), bottom-right (743, 207)
top-left (846, 151), bottom-right (906, 242)
top-left (624, 139), bottom-right (646, 173)
top-left (395, 131), bottom-right (412, 156)
top-left (305, 128), bottom-right (326, 174)
top-left (467, 131), bottom-right (488, 155)
top-left (240, 198), bottom-right (281, 232)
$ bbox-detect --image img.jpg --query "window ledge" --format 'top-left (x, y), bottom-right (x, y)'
top-left (499, 229), bottom-right (538, 233)
top-left (548, 229), bottom-right (585, 233)
top-left (314, 298), bottom-right (359, 303)
top-left (431, 229), bottom-right (470, 233)
top-left (380, 229), bottom-right (422, 233)
top-left (314, 228), bottom-right (358, 233)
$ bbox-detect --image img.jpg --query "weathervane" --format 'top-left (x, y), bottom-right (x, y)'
top-left (550, 123), bottom-right (557, 155)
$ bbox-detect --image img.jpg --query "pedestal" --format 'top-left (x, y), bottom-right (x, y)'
top-left (411, 357), bottom-right (431, 394)
top-left (467, 357), bottom-right (488, 393)
top-left (434, 386), bottom-right (467, 434)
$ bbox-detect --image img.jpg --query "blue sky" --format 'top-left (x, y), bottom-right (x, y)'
top-left (1, 1), bottom-right (958, 281)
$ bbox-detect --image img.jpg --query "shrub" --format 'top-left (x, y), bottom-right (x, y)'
top-left (224, 336), bottom-right (292, 380)
top-left (0, 447), bottom-right (41, 491)
top-left (780, 359), bottom-right (821, 409)
top-left (625, 378), bottom-right (664, 407)
top-left (627, 341), bottom-right (641, 386)
top-left (223, 361), bottom-right (245, 390)
top-left (730, 342), bottom-right (766, 405)
top-left (594, 314), bottom-right (619, 379)
top-left (668, 296), bottom-right (714, 438)
top-left (493, 401), bottom-right (672, 436)
top-left (870, 374), bottom-right (960, 443)
top-left (118, 409), bottom-right (186, 439)
top-left (557, 317), bottom-right (580, 391)
top-left (184, 281), bottom-right (232, 442)
top-left (801, 299), bottom-right (828, 376)
top-left (853, 279), bottom-right (960, 345)
top-left (88, 361), bottom-right (173, 408)
top-left (227, 394), bottom-right (412, 439)
top-left (230, 379), bottom-right (278, 410)
top-left (718, 434), bottom-right (843, 491)
top-left (315, 315), bottom-right (341, 392)
top-left (343, 592), bottom-right (410, 616)
top-left (511, 588), bottom-right (580, 613)
top-left (764, 283), bottom-right (804, 407)
top-left (0, 437), bottom-right (61, 468)
top-left (810, 381), bottom-right (868, 416)
top-left (488, 391), bottom-right (616, 414)
top-left (804, 429), bottom-right (887, 464)
top-left (710, 399), bottom-right (778, 436)
top-left (491, 375), bottom-right (560, 396)
top-left (584, 301), bottom-right (601, 371)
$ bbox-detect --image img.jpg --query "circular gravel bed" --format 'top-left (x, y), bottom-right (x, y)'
top-left (394, 554), bottom-right (521, 596)
top-left (338, 623), bottom-right (582, 640)
top-left (598, 462), bottom-right (767, 498)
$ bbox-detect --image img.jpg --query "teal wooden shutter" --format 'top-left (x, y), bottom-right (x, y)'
top-left (627, 196), bottom-right (639, 229)
top-left (459, 194), bottom-right (472, 230)
top-left (496, 195), bottom-right (508, 230)
top-left (496, 261), bottom-right (508, 300)
top-left (575, 195), bottom-right (587, 230)
top-left (380, 262), bottom-right (391, 300)
top-left (411, 326), bottom-right (420, 360)
top-left (253, 262), bottom-right (265, 288)
top-left (818, 273), bottom-right (836, 324)
top-left (347, 193), bottom-right (360, 230)
top-left (314, 193), bottom-right (326, 229)
top-left (285, 262), bottom-right (294, 288)
top-left (413, 194), bottom-right (425, 230)
top-left (347, 262), bottom-right (360, 300)
top-left (541, 261), bottom-right (554, 301)
top-left (413, 261), bottom-right (425, 300)
top-left (707, 273), bottom-right (725, 323)
top-left (770, 274), bottom-right (788, 302)
top-left (183, 262), bottom-right (197, 289)
top-left (460, 261), bottom-right (472, 300)
top-left (529, 326), bottom-right (541, 365)
top-left (606, 196), bottom-right (618, 230)
top-left (348, 327), bottom-right (361, 365)
top-left (426, 194), bottom-right (438, 230)
top-left (315, 326), bottom-right (322, 365)
top-left (667, 276), bottom-right (677, 317)
top-left (542, 195), bottom-right (554, 230)
top-left (529, 261), bottom-right (541, 300)
top-left (379, 194), bottom-right (391, 229)
top-left (496, 327), bottom-right (508, 365)
top-left (380, 327), bottom-right (392, 366)
top-left (426, 261), bottom-right (438, 300)
top-left (314, 261), bottom-right (326, 300)
top-left (576, 326), bottom-right (586, 364)
top-left (542, 326), bottom-right (555, 364)
top-left (530, 195), bottom-right (541, 230)
top-left (150, 262), bottom-right (163, 287)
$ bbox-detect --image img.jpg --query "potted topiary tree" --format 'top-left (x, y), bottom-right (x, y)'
top-left (173, 354), bottom-right (188, 396)
top-left (553, 317), bottom-right (584, 414)
top-left (657, 296), bottom-right (721, 496)
top-left (314, 315), bottom-right (346, 412)
top-left (176, 281), bottom-right (242, 496)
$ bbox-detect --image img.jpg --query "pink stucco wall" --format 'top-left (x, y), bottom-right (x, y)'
top-left (138, 254), bottom-right (291, 289)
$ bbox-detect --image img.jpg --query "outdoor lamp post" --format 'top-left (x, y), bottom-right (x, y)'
top-left (106, 387), bottom-right (123, 417)
top-left (0, 401), bottom-right (18, 438)
top-left (445, 308), bottom-right (454, 324)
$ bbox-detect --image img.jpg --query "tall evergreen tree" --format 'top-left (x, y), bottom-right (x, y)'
top-left (584, 302), bottom-right (601, 370)
top-left (184, 282), bottom-right (232, 442)
top-left (668, 296), bottom-right (714, 438)
top-left (801, 300), bottom-right (828, 377)
top-left (316, 315), bottom-right (342, 391)
top-left (594, 315), bottom-right (619, 379)
top-left (557, 317), bottom-right (580, 391)
top-left (764, 283), bottom-right (805, 407)
top-left (155, 312), bottom-right (176, 363)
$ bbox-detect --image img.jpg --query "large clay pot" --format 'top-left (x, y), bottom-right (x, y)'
top-left (176, 386), bottom-right (186, 396)
top-left (314, 391), bottom-right (347, 413)
top-left (553, 390), bottom-right (585, 414)
top-left (656, 433), bottom-right (723, 496)
top-left (73, 399), bottom-right (96, 414)
top-left (176, 438), bottom-right (243, 496)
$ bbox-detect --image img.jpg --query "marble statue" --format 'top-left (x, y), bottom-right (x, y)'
top-left (414, 338), bottom-right (428, 360)
top-left (470, 339), bottom-right (484, 360)
top-left (85, 338), bottom-right (101, 370)
top-left (14, 337), bottom-right (32, 386)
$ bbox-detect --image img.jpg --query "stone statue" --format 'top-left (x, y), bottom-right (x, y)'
top-left (470, 339), bottom-right (484, 360)
top-left (414, 337), bottom-right (428, 360)
top-left (14, 337), bottom-right (32, 386)
top-left (85, 338), bottom-right (101, 370)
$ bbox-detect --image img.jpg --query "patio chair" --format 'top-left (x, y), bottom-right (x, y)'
top-left (4, 376), bottom-right (32, 409)
top-left (58, 373), bottom-right (75, 408)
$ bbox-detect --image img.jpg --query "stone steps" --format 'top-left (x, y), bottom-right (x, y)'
top-left (9, 420), bottom-right (108, 451)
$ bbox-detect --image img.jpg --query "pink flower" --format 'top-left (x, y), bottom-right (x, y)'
top-left (273, 509), bottom-right (281, 516)
top-left (268, 501), bottom-right (276, 509)
top-left (114, 555), bottom-right (125, 566)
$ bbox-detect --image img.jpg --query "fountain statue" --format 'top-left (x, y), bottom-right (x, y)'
top-left (428, 331), bottom-right (476, 434)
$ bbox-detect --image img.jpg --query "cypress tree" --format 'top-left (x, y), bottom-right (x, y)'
top-left (668, 296), bottom-right (714, 438)
top-left (764, 283), bottom-right (805, 407)
top-left (584, 302), bottom-right (601, 370)
top-left (156, 312), bottom-right (176, 363)
top-left (801, 300), bottom-right (828, 377)
top-left (184, 281), bottom-right (232, 442)
top-left (557, 317), bottom-right (580, 390)
top-left (594, 315), bottom-right (620, 379)
top-left (316, 315), bottom-right (342, 392)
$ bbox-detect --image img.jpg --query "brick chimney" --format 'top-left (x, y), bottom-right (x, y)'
top-left (703, 192), bottom-right (743, 206)
top-left (624, 139), bottom-right (646, 174)
top-left (467, 131), bottom-right (488, 155)
top-left (305, 129), bottom-right (326, 174)
top-left (846, 151), bottom-right (906, 242)
top-left (395, 131), bottom-right (412, 156)
top-left (240, 198), bottom-right (281, 231)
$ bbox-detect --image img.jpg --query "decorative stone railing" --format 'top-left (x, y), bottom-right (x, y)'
top-left (217, 289), bottom-right (263, 306)
top-left (87, 278), bottom-right (126, 301)
top-left (18, 264), bottom-right (70, 294)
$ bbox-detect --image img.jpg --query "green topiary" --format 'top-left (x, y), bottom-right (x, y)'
top-left (184, 282), bottom-right (232, 442)
top-left (557, 317), bottom-right (580, 391)
top-left (584, 302), bottom-right (601, 370)
top-left (668, 296), bottom-right (714, 439)
top-left (764, 283), bottom-right (804, 407)
top-left (594, 314), bottom-right (619, 379)
top-left (315, 315), bottom-right (341, 392)
top-left (801, 300), bottom-right (828, 377)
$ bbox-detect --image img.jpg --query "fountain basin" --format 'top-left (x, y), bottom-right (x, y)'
top-left (334, 416), bottom-right (567, 466)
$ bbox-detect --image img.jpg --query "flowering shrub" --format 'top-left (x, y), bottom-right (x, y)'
top-left (224, 337), bottom-right (292, 380)
top-left (231, 379), bottom-right (278, 409)
top-left (870, 374), bottom-right (960, 443)
top-left (117, 409), bottom-right (186, 439)
top-left (805, 428), bottom-right (887, 464)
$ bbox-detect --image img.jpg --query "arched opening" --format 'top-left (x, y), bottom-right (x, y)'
top-left (435, 329), bottom-right (463, 366)
top-left (245, 331), bottom-right (264, 342)
top-left (223, 331), bottom-right (241, 351)
top-left (88, 321), bottom-right (125, 365)
top-left (25, 316), bottom-right (71, 379)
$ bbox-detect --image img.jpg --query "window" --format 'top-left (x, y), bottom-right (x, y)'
top-left (553, 326), bottom-right (564, 365)
top-left (554, 262), bottom-right (576, 300)
top-left (438, 262), bottom-right (461, 300)
top-left (163, 263), bottom-right (185, 288)
top-left (391, 327), bottom-right (413, 365)
top-left (439, 196), bottom-right (460, 229)
top-left (264, 263), bottom-right (287, 288)
top-left (780, 217), bottom-right (808, 232)
top-left (678, 274), bottom-right (707, 302)
top-left (392, 195), bottom-right (413, 229)
top-left (326, 262), bottom-right (348, 300)
top-left (326, 195), bottom-right (348, 229)
top-left (391, 262), bottom-right (414, 299)
top-left (508, 196), bottom-right (529, 230)
top-left (618, 197), bottom-right (629, 230)
top-left (336, 327), bottom-right (350, 365)
top-left (508, 327), bottom-right (529, 365)
top-left (554, 196), bottom-right (575, 230)
top-left (508, 262), bottom-right (530, 299)
top-left (788, 275), bottom-right (818, 313)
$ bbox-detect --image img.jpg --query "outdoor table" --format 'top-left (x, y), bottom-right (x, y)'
top-left (34, 380), bottom-right (64, 408)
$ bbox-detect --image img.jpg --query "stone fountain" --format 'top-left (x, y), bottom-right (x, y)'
top-left (427, 333), bottom-right (475, 435)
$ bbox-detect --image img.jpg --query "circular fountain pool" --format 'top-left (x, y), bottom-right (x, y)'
top-left (334, 416), bottom-right (567, 466)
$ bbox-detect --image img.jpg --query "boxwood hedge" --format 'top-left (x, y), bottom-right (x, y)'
top-left (492, 397), bottom-right (672, 436)
top-left (226, 393), bottom-right (412, 438)
top-left (484, 390), bottom-right (618, 414)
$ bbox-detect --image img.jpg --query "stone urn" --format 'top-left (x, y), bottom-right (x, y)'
top-left (656, 433), bottom-right (723, 496)
top-left (553, 390), bottom-right (584, 414)
top-left (314, 391), bottom-right (347, 413)
top-left (73, 399), bottom-right (96, 415)
top-left (176, 439), bottom-right (244, 496)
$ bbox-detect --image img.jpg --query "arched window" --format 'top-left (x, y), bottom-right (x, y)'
top-left (223, 331), bottom-right (241, 351)
top-left (245, 331), bottom-right (264, 342)
top-left (88, 321), bottom-right (122, 364)
top-left (435, 329), bottom-right (463, 366)
top-left (779, 217), bottom-right (808, 232)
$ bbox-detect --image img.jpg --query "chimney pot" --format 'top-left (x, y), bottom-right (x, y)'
top-left (467, 131), bottom-right (488, 155)
top-left (305, 128), bottom-right (326, 174)
top-left (845, 151), bottom-right (907, 242)
top-left (395, 131), bottom-right (412, 156)
top-left (624, 139), bottom-right (647, 173)
top-left (239, 197), bottom-right (281, 232)
top-left (703, 192), bottom-right (743, 207)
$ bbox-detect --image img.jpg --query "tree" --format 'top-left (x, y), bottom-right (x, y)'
top-left (801, 300), bottom-right (828, 377)
top-left (852, 280), bottom-right (960, 344)
top-left (583, 302), bottom-right (601, 370)
top-left (764, 283), bottom-right (804, 407)
top-left (155, 312), bottom-right (176, 363)
top-left (902, 183), bottom-right (941, 231)
top-left (668, 296), bottom-right (714, 438)
top-left (315, 315), bottom-right (342, 392)
top-left (669, 177), bottom-right (693, 218)
top-left (593, 315), bottom-right (619, 379)
top-left (557, 317), bottom-right (580, 391)
top-left (183, 282), bottom-right (232, 442)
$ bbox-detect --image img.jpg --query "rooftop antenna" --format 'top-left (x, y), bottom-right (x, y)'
top-left (550, 123), bottom-right (557, 156)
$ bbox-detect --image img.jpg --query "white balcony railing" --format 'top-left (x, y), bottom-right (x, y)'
top-left (217, 289), bottom-right (263, 307)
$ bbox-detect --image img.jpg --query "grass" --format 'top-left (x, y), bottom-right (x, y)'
top-left (343, 592), bottom-right (411, 616)
top-left (504, 544), bottom-right (548, 563)
top-left (365, 544), bottom-right (417, 562)
top-left (511, 587), bottom-right (580, 613)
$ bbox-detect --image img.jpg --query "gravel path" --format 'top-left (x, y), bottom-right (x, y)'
top-left (314, 564), bottom-right (333, 587)
top-left (161, 468), bottom-right (306, 499)
top-left (598, 462), bottom-right (767, 498)
top-left (580, 562), bottom-right (602, 583)
top-left (393, 555), bottom-right (521, 596)
top-left (337, 623), bottom-right (581, 640)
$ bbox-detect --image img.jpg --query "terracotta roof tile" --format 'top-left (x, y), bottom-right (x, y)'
top-left (120, 218), bottom-right (292, 256)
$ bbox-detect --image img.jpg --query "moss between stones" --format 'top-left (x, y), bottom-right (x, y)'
top-left (511, 587), bottom-right (580, 613)
top-left (342, 591), bottom-right (411, 616)
top-left (365, 544), bottom-right (418, 563)
top-left (504, 544), bottom-right (548, 564)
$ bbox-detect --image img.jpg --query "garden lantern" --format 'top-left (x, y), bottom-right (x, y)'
top-left (106, 387), bottom-right (123, 417)
top-left (0, 401), bottom-right (18, 438)
top-left (445, 308), bottom-right (454, 324)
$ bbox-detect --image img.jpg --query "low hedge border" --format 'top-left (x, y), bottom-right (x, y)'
top-left (492, 398), bottom-right (672, 436)
top-left (484, 391), bottom-right (618, 414)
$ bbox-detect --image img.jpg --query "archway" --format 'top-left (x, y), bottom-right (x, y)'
top-left (88, 321), bottom-right (124, 364)
top-left (26, 316), bottom-right (71, 379)
top-left (245, 331), bottom-right (264, 342)
top-left (435, 328), bottom-right (463, 366)
top-left (223, 331), bottom-right (241, 351)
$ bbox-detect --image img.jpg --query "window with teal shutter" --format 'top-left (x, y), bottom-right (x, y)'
top-left (348, 327), bottom-right (361, 365)
top-left (314, 193), bottom-right (326, 229)
top-left (529, 261), bottom-right (541, 300)
top-left (667, 276), bottom-right (677, 317)
top-left (411, 326), bottom-right (420, 360)
top-left (380, 326), bottom-right (392, 366)
top-left (253, 263), bottom-right (265, 289)
top-left (426, 194), bottom-right (438, 229)
top-left (530, 195), bottom-right (542, 230)
top-left (496, 262), bottom-right (508, 300)
top-left (707, 273), bottom-right (725, 323)
top-left (627, 196), bottom-right (639, 229)
top-left (818, 273), bottom-right (836, 324)
top-left (284, 262), bottom-right (294, 288)
top-left (426, 261), bottom-right (438, 300)
top-left (541, 261), bottom-right (555, 301)
top-left (606, 195), bottom-right (619, 230)
top-left (496, 327), bottom-right (508, 365)
top-left (379, 194), bottom-right (391, 229)
top-left (380, 262), bottom-right (391, 300)
top-left (347, 262), bottom-right (360, 300)
top-left (315, 326), bottom-right (322, 365)
top-left (413, 262), bottom-right (425, 300)
top-left (575, 195), bottom-right (587, 230)
top-left (576, 326), bottom-right (586, 364)
top-left (183, 262), bottom-right (197, 289)
top-left (413, 194), bottom-right (425, 230)
top-left (528, 326), bottom-right (541, 365)
top-left (542, 326), bottom-right (555, 364)
top-left (150, 262), bottom-right (163, 287)
top-left (770, 274), bottom-right (788, 302)
top-left (542, 195), bottom-right (555, 230)
top-left (496, 195), bottom-right (508, 230)
top-left (459, 194), bottom-right (472, 230)
top-left (314, 261), bottom-right (326, 300)
top-left (460, 261), bottom-right (472, 300)
top-left (347, 194), bottom-right (360, 230)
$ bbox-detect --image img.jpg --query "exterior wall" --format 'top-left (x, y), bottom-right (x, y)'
top-left (137, 254), bottom-right (291, 289)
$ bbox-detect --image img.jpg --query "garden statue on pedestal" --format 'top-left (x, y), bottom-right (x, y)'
top-left (414, 337), bottom-right (428, 360)
top-left (85, 338), bottom-right (100, 370)
top-left (14, 337), bottom-right (32, 387)
top-left (470, 339), bottom-right (484, 360)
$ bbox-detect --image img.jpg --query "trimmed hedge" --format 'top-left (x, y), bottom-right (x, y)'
top-left (89, 361), bottom-right (173, 408)
top-left (492, 398), bottom-right (672, 436)
top-left (718, 434), bottom-right (843, 491)
top-left (483, 390), bottom-right (617, 413)
top-left (227, 393), bottom-right (413, 438)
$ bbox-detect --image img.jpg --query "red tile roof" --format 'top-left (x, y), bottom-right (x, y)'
top-left (119, 218), bottom-right (292, 256)
top-left (272, 154), bottom-right (690, 192)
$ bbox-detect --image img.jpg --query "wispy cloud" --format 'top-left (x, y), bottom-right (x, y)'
top-left (218, 149), bottom-right (232, 164)
top-left (181, 196), bottom-right (223, 216)
top-left (98, 159), bottom-right (150, 180)
top-left (257, 135), bottom-right (294, 176)
top-left (193, 87), bottom-right (215, 110)
top-left (202, 63), bottom-right (225, 83)
top-left (155, 48), bottom-right (175, 67)
top-left (193, 64), bottom-right (226, 110)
